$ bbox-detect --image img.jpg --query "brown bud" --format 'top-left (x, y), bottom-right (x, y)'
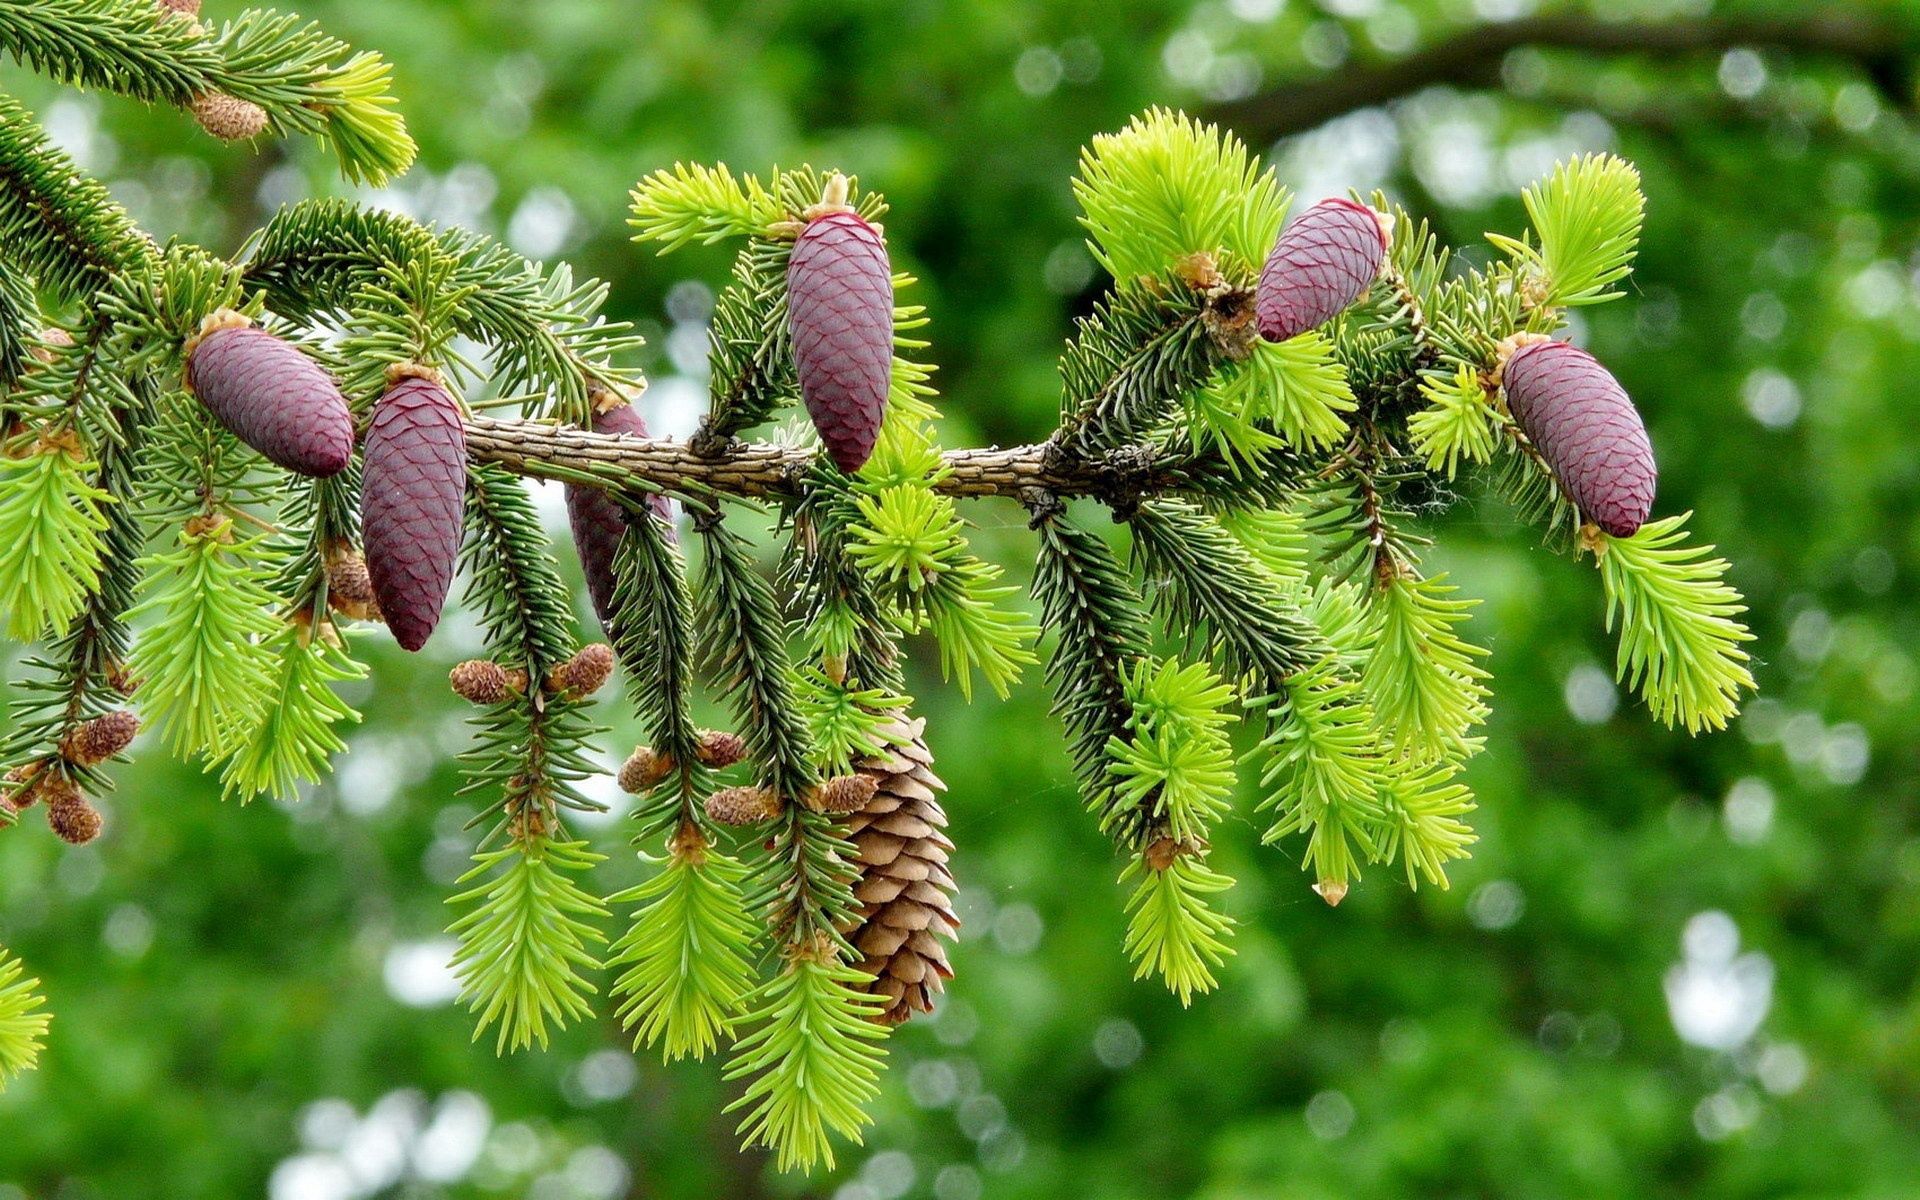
top-left (705, 785), bottom-right (783, 827)
top-left (450, 660), bottom-right (526, 706)
top-left (1313, 878), bottom-right (1349, 907)
top-left (43, 779), bottom-right (102, 845)
top-left (157, 0), bottom-right (202, 15)
top-left (618, 747), bottom-right (674, 794)
top-left (2, 764), bottom-right (44, 813)
top-left (547, 643), bottom-right (614, 700)
top-left (28, 327), bottom-right (74, 365)
top-left (190, 92), bottom-right (268, 141)
top-left (807, 773), bottom-right (878, 815)
top-left (59, 711), bottom-right (139, 766)
top-left (693, 730), bottom-right (748, 770)
top-left (1143, 836), bottom-right (1182, 872)
top-left (325, 546), bottom-right (382, 623)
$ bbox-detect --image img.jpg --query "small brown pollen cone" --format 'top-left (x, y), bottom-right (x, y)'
top-left (44, 779), bottom-right (103, 845)
top-left (59, 711), bottom-right (139, 766)
top-left (618, 747), bottom-right (674, 795)
top-left (705, 785), bottom-right (784, 827)
top-left (450, 660), bottom-right (526, 706)
top-left (693, 730), bottom-right (748, 770)
top-left (191, 92), bottom-right (268, 141)
top-left (547, 644), bottom-right (614, 700)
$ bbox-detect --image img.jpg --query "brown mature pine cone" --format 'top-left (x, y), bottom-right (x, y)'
top-left (838, 714), bottom-right (958, 1025)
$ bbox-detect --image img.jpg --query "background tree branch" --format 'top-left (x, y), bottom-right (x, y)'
top-left (1210, 12), bottom-right (1918, 142)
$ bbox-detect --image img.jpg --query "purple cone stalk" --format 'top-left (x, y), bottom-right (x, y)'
top-left (362, 371), bottom-right (467, 651)
top-left (1501, 340), bottom-right (1656, 538)
top-left (788, 205), bottom-right (893, 472)
top-left (1255, 197), bottom-right (1389, 343)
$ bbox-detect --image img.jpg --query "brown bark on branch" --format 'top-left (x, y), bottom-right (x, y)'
top-left (462, 415), bottom-right (1189, 502)
top-left (1209, 13), bottom-right (1916, 142)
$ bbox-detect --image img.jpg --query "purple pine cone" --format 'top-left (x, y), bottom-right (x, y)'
top-left (1502, 341), bottom-right (1656, 538)
top-left (187, 324), bottom-right (354, 477)
top-left (788, 209), bottom-right (893, 473)
top-left (1255, 197), bottom-right (1389, 343)
top-left (362, 373), bottom-right (467, 652)
top-left (565, 400), bottom-right (675, 635)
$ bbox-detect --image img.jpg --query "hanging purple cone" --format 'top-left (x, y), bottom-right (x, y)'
top-left (362, 371), bottom-right (467, 652)
top-left (186, 318), bottom-right (354, 477)
top-left (1501, 340), bottom-right (1656, 538)
top-left (565, 398), bottom-right (675, 635)
top-left (788, 205), bottom-right (893, 473)
top-left (1255, 197), bottom-right (1389, 343)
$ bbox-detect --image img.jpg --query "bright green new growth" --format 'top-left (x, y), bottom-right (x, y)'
top-left (0, 948), bottom-right (49, 1089)
top-left (1076, 106), bottom-right (1287, 280)
top-left (447, 837), bottom-right (610, 1055)
top-left (1365, 574), bottom-right (1490, 764)
top-left (725, 955), bottom-right (890, 1173)
top-left (0, 442), bottom-right (112, 640)
top-left (1598, 515), bottom-right (1757, 733)
top-left (216, 624), bottom-right (365, 801)
top-left (1488, 153), bottom-right (1644, 308)
top-left (1409, 364), bottom-right (1498, 478)
top-left (1120, 852), bottom-right (1237, 1006)
top-left (125, 522), bottom-right (279, 759)
top-left (1109, 657), bottom-right (1239, 844)
top-left (607, 847), bottom-right (759, 1063)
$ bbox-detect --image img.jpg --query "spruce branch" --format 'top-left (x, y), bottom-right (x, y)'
top-left (0, 0), bottom-right (414, 183)
top-left (0, 92), bottom-right (153, 299)
top-left (608, 512), bottom-right (707, 840)
top-left (694, 514), bottom-right (818, 802)
top-left (1127, 498), bottom-right (1323, 690)
top-left (1029, 507), bottom-right (1155, 839)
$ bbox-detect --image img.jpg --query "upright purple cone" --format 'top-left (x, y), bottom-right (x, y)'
top-left (362, 372), bottom-right (467, 652)
top-left (186, 321), bottom-right (354, 477)
top-left (787, 208), bottom-right (893, 473)
top-left (565, 400), bottom-right (675, 635)
top-left (1255, 197), bottom-right (1389, 343)
top-left (1501, 340), bottom-right (1656, 538)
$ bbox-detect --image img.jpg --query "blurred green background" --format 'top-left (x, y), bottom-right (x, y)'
top-left (4, 0), bottom-right (1919, 1196)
